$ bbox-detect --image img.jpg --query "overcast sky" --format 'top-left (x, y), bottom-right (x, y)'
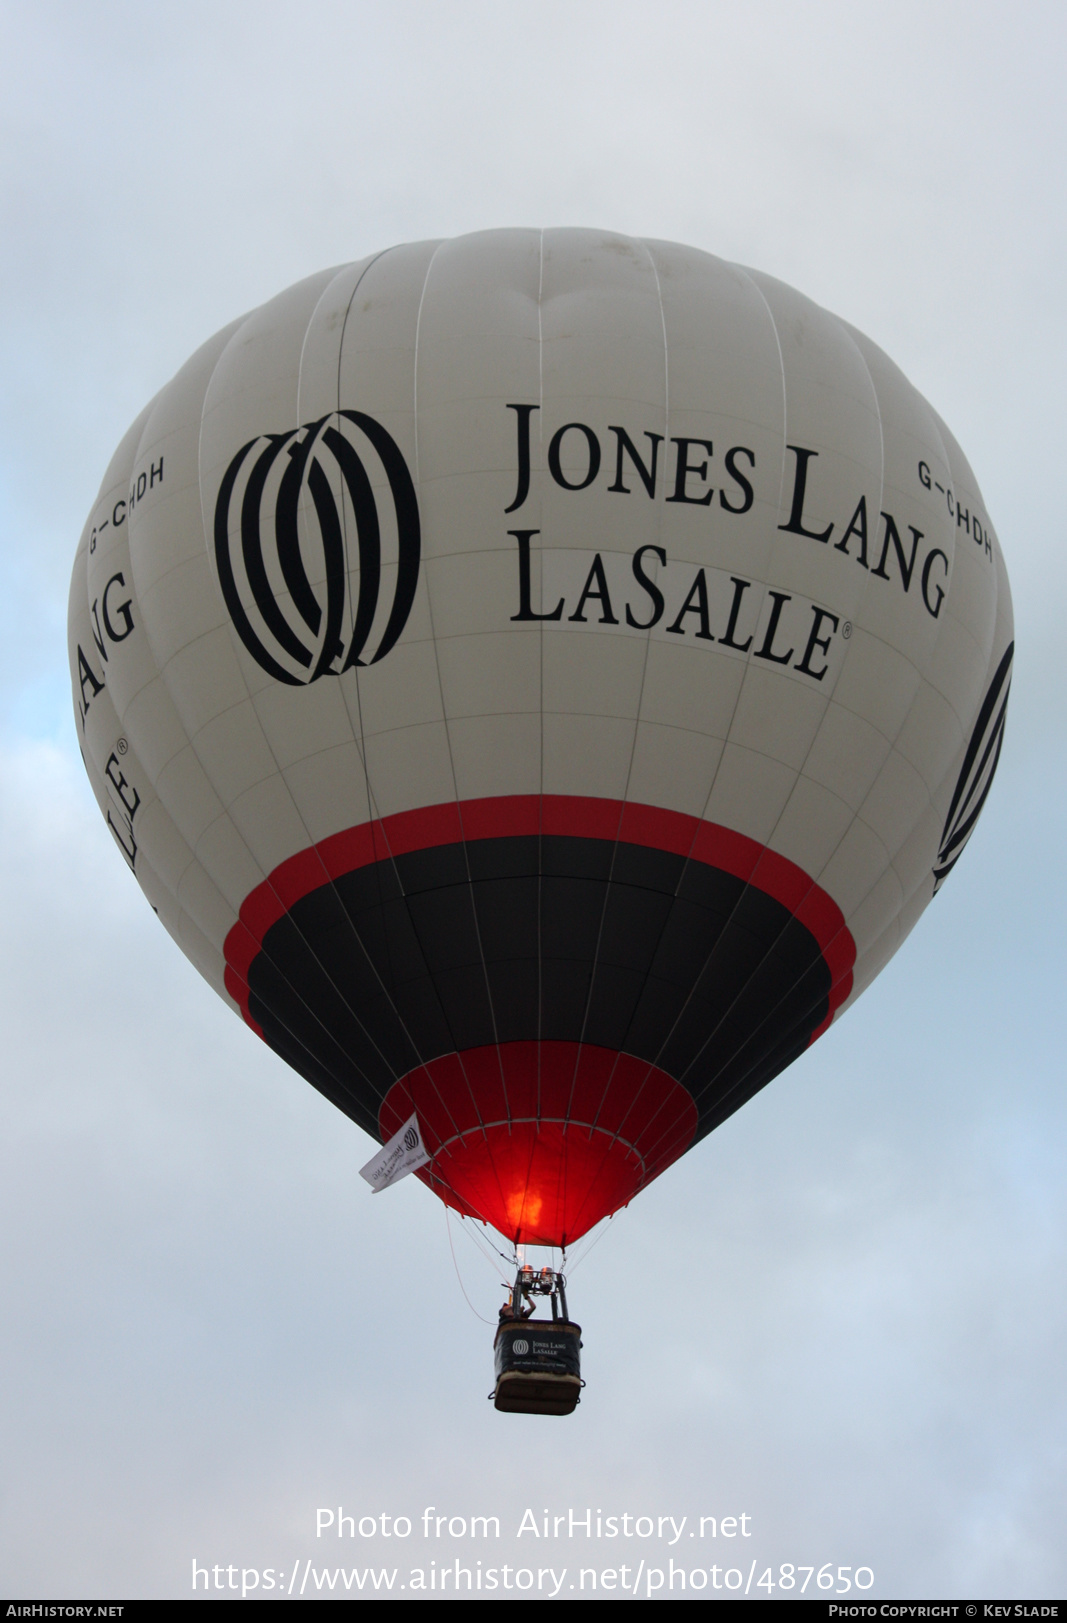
top-left (2, 0), bottom-right (1065, 1601)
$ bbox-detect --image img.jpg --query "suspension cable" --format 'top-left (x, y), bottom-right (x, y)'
top-left (445, 1208), bottom-right (497, 1325)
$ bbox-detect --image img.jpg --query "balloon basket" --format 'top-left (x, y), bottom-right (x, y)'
top-left (491, 1267), bottom-right (583, 1415)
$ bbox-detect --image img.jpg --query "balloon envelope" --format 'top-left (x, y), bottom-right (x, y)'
top-left (68, 230), bottom-right (1013, 1246)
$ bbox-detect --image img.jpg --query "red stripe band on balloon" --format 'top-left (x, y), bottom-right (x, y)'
top-left (223, 794), bottom-right (854, 1032)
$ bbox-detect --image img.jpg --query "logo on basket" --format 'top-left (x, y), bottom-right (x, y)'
top-left (512, 1339), bottom-right (530, 1356)
top-left (213, 411), bottom-right (421, 686)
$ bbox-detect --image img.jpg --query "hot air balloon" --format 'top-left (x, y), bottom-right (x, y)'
top-left (68, 231), bottom-right (1012, 1412)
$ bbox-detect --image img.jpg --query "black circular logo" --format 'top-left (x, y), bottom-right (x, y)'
top-left (402, 1126), bottom-right (419, 1152)
top-left (933, 639), bottom-right (1013, 892)
top-left (213, 411), bottom-right (421, 686)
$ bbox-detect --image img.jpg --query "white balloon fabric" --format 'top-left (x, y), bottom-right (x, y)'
top-left (68, 230), bottom-right (1013, 1246)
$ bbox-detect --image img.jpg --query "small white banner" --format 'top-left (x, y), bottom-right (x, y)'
top-left (359, 1113), bottom-right (430, 1193)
